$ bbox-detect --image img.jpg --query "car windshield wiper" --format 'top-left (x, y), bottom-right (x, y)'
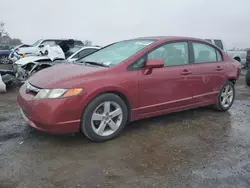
top-left (79, 61), bottom-right (110, 67)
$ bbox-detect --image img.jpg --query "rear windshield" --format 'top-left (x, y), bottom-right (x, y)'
top-left (81, 39), bottom-right (155, 66)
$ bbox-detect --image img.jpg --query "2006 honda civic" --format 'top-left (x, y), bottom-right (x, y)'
top-left (17, 36), bottom-right (241, 142)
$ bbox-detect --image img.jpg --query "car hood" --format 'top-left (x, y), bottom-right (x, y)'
top-left (14, 56), bottom-right (50, 66)
top-left (29, 63), bottom-right (106, 88)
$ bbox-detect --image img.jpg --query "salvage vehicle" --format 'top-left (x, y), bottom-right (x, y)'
top-left (12, 45), bottom-right (100, 82)
top-left (205, 39), bottom-right (247, 68)
top-left (17, 36), bottom-right (241, 142)
top-left (0, 50), bottom-right (11, 64)
top-left (9, 39), bottom-right (84, 63)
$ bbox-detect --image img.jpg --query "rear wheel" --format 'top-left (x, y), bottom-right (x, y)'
top-left (246, 69), bottom-right (250, 86)
top-left (81, 93), bottom-right (128, 142)
top-left (213, 81), bottom-right (235, 111)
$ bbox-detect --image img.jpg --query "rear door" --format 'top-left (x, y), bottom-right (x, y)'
top-left (190, 41), bottom-right (227, 103)
top-left (136, 41), bottom-right (195, 115)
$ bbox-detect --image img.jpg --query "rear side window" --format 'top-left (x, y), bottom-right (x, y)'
top-left (193, 42), bottom-right (222, 63)
top-left (216, 50), bottom-right (222, 61)
top-left (214, 40), bottom-right (224, 50)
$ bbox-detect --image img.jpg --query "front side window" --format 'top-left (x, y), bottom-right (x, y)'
top-left (81, 39), bottom-right (155, 66)
top-left (193, 42), bottom-right (218, 63)
top-left (148, 42), bottom-right (189, 66)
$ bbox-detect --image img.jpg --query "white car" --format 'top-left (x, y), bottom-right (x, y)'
top-left (12, 46), bottom-right (101, 82)
top-left (9, 39), bottom-right (84, 63)
top-left (205, 39), bottom-right (247, 67)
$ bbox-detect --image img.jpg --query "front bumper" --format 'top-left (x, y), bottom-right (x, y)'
top-left (17, 85), bottom-right (83, 134)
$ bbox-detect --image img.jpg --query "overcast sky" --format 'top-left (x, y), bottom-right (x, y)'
top-left (1, 0), bottom-right (250, 48)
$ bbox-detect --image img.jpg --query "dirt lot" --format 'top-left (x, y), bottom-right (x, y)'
top-left (1, 73), bottom-right (250, 188)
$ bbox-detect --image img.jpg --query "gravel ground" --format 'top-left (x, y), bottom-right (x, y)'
top-left (0, 73), bottom-right (250, 188)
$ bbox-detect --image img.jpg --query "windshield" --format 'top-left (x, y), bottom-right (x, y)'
top-left (32, 39), bottom-right (43, 47)
top-left (81, 39), bottom-right (155, 66)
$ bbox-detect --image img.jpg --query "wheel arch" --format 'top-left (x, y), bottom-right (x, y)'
top-left (234, 56), bottom-right (241, 63)
top-left (228, 78), bottom-right (236, 85)
top-left (81, 87), bottom-right (133, 123)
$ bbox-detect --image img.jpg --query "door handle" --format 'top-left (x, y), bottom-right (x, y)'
top-left (216, 66), bottom-right (223, 71)
top-left (181, 69), bottom-right (192, 75)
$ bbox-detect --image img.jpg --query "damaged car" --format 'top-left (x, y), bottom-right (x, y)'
top-left (12, 44), bottom-right (100, 83)
top-left (9, 39), bottom-right (84, 63)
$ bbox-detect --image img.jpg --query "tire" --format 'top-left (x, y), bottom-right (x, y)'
top-left (213, 81), bottom-right (235, 111)
top-left (0, 55), bottom-right (9, 64)
top-left (246, 69), bottom-right (250, 86)
top-left (81, 93), bottom-right (128, 142)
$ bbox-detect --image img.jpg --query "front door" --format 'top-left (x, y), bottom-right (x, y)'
top-left (137, 41), bottom-right (195, 115)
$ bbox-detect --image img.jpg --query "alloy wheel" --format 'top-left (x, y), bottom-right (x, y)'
top-left (91, 101), bottom-right (123, 136)
top-left (220, 84), bottom-right (234, 108)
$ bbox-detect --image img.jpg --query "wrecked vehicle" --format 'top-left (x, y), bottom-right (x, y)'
top-left (9, 39), bottom-right (84, 63)
top-left (12, 45), bottom-right (100, 83)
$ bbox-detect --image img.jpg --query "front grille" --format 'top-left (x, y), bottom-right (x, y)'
top-left (26, 82), bottom-right (41, 94)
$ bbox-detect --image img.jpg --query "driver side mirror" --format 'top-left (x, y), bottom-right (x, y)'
top-left (144, 59), bottom-right (164, 75)
top-left (39, 44), bottom-right (44, 48)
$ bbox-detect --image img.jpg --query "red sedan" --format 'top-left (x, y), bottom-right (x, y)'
top-left (17, 36), bottom-right (241, 141)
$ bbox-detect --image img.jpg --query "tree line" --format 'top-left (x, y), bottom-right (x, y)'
top-left (0, 22), bottom-right (22, 50)
top-left (0, 21), bottom-right (93, 50)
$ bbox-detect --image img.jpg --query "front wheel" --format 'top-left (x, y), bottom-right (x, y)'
top-left (213, 81), bottom-right (235, 111)
top-left (81, 93), bottom-right (128, 142)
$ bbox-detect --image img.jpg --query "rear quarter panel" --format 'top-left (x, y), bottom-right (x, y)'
top-left (226, 59), bottom-right (241, 80)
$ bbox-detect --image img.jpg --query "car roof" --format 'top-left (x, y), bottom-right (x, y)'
top-left (132, 36), bottom-right (208, 42)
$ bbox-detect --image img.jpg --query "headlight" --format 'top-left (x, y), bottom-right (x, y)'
top-left (34, 88), bottom-right (83, 99)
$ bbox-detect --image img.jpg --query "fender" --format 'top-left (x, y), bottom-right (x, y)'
top-left (79, 84), bottom-right (136, 120)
